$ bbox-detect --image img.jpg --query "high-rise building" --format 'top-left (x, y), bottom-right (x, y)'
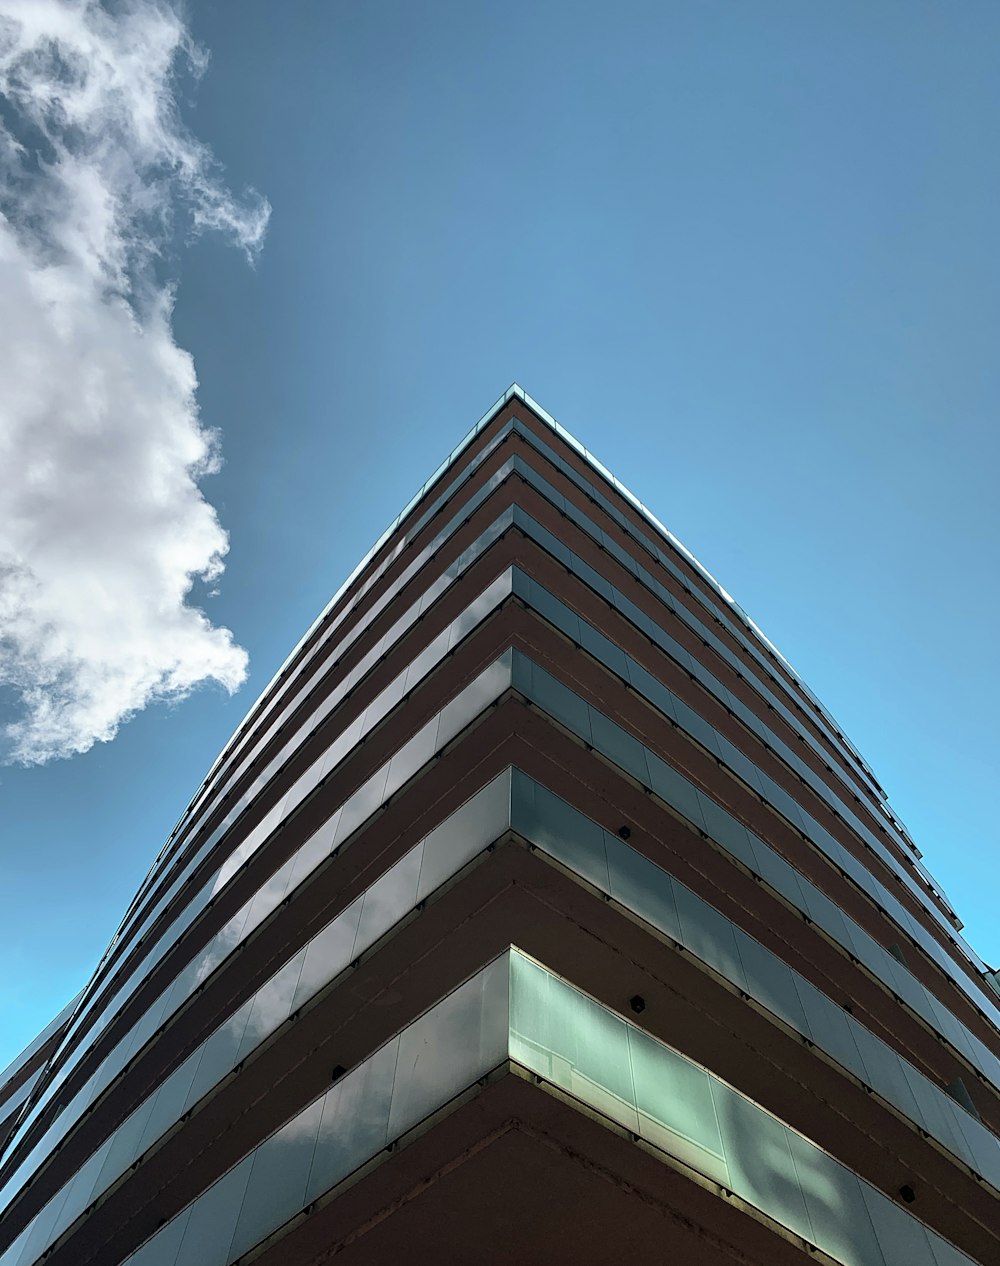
top-left (1, 386), bottom-right (998, 1266)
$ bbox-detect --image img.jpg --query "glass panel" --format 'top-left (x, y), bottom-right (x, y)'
top-left (137, 1051), bottom-right (203, 1154)
top-left (241, 857), bottom-right (296, 939)
top-left (900, 1065), bottom-right (972, 1165)
top-left (762, 776), bottom-right (806, 830)
top-left (748, 836), bottom-right (807, 907)
top-left (291, 897), bottom-right (364, 1013)
top-left (96, 1093), bottom-right (158, 1192)
top-left (388, 955), bottom-right (509, 1140)
top-left (417, 770), bottom-right (512, 901)
top-left (843, 922), bottom-right (891, 977)
top-left (577, 557), bottom-right (615, 602)
top-left (927, 1232), bottom-right (977, 1266)
top-left (375, 671), bottom-right (407, 719)
top-left (716, 736), bottom-right (764, 793)
top-left (123, 1207), bottom-right (191, 1266)
top-left (578, 622), bottom-right (629, 679)
top-left (672, 699), bottom-right (722, 758)
top-left (334, 766), bottom-right (391, 846)
top-left (435, 656), bottom-right (512, 747)
top-left (606, 839), bottom-right (682, 942)
top-left (644, 752), bottom-right (705, 827)
top-left (353, 846), bottom-right (424, 953)
top-left (125, 990), bottom-right (171, 1062)
top-left (383, 725), bottom-right (439, 800)
top-left (801, 884), bottom-right (852, 945)
top-left (697, 793), bottom-right (757, 868)
top-left (401, 631), bottom-right (449, 694)
top-left (1, 1226), bottom-right (30, 1266)
top-left (89, 1050), bottom-right (122, 1101)
top-left (286, 821), bottom-right (336, 893)
top-left (184, 998), bottom-right (253, 1109)
top-left (850, 1026), bottom-right (922, 1120)
top-left (513, 776), bottom-right (610, 890)
top-left (525, 578), bottom-right (581, 642)
top-left (626, 659), bottom-right (677, 721)
top-left (951, 1109), bottom-right (1000, 1187)
top-left (510, 647), bottom-right (534, 696)
top-left (227, 1096), bottom-right (324, 1261)
top-left (320, 714), bottom-right (366, 780)
top-left (173, 1154), bottom-right (252, 1266)
top-left (791, 976), bottom-right (866, 1081)
top-left (283, 754), bottom-right (326, 817)
top-left (710, 1080), bottom-right (814, 1242)
top-left (47, 1135), bottom-right (113, 1240)
top-left (170, 940), bottom-right (219, 1006)
top-left (734, 929), bottom-right (808, 1033)
top-left (886, 959), bottom-right (937, 1017)
top-left (926, 996), bottom-right (979, 1068)
top-left (673, 883), bottom-right (748, 991)
top-left (236, 948), bottom-right (307, 1064)
top-left (860, 1181), bottom-right (937, 1266)
top-left (628, 1026), bottom-right (728, 1185)
top-left (838, 847), bottom-right (876, 892)
top-left (526, 664), bottom-right (592, 740)
top-left (447, 571), bottom-right (513, 648)
top-left (305, 1037), bottom-right (399, 1204)
top-left (590, 712), bottom-right (650, 785)
top-left (14, 1185), bottom-right (70, 1266)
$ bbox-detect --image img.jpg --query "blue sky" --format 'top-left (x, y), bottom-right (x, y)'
top-left (1, 0), bottom-right (998, 1070)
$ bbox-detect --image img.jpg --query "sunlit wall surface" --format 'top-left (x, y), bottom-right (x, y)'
top-left (1, 388), bottom-right (997, 1265)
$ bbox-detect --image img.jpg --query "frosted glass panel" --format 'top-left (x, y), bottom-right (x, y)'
top-left (113, 950), bottom-right (977, 1266)
top-left (509, 952), bottom-right (638, 1134)
top-left (628, 1026), bottom-right (728, 1184)
top-left (506, 952), bottom-right (968, 1266)
top-left (782, 1129), bottom-right (884, 1266)
top-left (710, 1080), bottom-right (813, 1242)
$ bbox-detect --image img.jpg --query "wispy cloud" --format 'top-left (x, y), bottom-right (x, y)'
top-left (0, 0), bottom-right (269, 764)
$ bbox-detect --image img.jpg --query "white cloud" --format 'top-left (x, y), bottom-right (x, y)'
top-left (0, 0), bottom-right (269, 764)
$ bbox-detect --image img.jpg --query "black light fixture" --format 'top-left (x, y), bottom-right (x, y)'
top-left (629, 995), bottom-right (646, 1014)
